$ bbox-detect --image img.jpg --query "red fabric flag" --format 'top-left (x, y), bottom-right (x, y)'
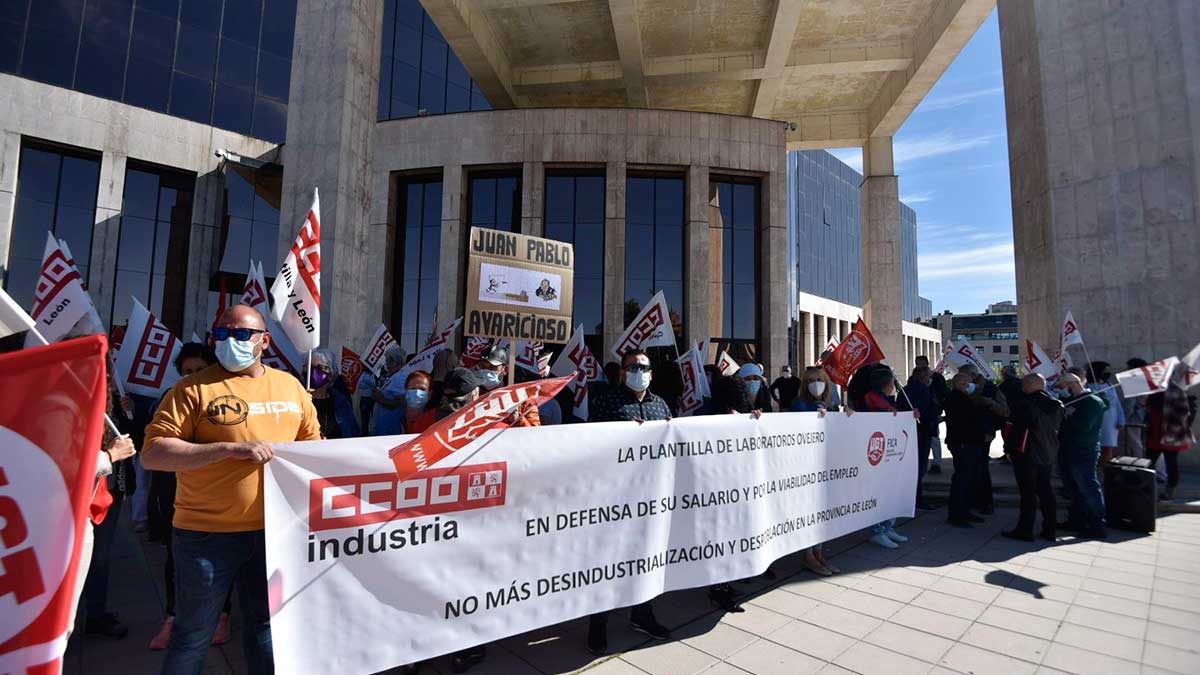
top-left (340, 347), bottom-right (366, 394)
top-left (822, 318), bottom-right (885, 387)
top-left (389, 375), bottom-right (573, 478)
top-left (0, 335), bottom-right (109, 673)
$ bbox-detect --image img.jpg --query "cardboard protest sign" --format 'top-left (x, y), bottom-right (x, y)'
top-left (465, 228), bottom-right (574, 343)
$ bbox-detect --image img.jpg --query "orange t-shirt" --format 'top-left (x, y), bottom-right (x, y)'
top-left (144, 364), bottom-right (321, 532)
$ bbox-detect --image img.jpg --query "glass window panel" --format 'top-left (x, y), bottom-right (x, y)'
top-left (418, 71), bottom-right (444, 113)
top-left (122, 169), bottom-right (160, 218)
top-left (249, 219), bottom-right (276, 269)
top-left (54, 205), bottom-right (95, 268)
top-left (470, 178), bottom-right (495, 226)
top-left (391, 61), bottom-right (419, 108)
top-left (176, 25), bottom-right (218, 78)
top-left (212, 83), bottom-right (253, 134)
top-left (654, 179), bottom-right (683, 227)
top-left (130, 7), bottom-right (176, 65)
top-left (11, 199), bottom-right (54, 261)
top-left (221, 0), bottom-right (263, 47)
top-left (447, 51), bottom-right (470, 86)
top-left (75, 38), bottom-right (128, 100)
top-left (417, 282), bottom-right (438, 334)
top-left (402, 221), bottom-right (422, 281)
top-left (624, 224), bottom-right (652, 280)
top-left (395, 0), bottom-right (422, 29)
top-left (576, 176), bottom-right (604, 222)
top-left (545, 176), bottom-right (573, 225)
top-left (626, 178), bottom-right (652, 225)
top-left (574, 223), bottom-right (603, 279)
top-left (723, 284), bottom-right (733, 337)
top-left (125, 57), bottom-right (171, 112)
top-left (445, 82), bottom-right (469, 113)
top-left (217, 38), bottom-right (258, 89)
top-left (496, 177), bottom-right (518, 229)
top-left (421, 12), bottom-right (444, 40)
top-left (420, 35), bottom-right (446, 75)
top-left (111, 270), bottom-right (149, 328)
top-left (256, 50), bottom-right (289, 100)
top-left (28, 0), bottom-right (85, 29)
top-left (180, 0), bottom-right (221, 31)
top-left (575, 280), bottom-right (602, 336)
top-left (733, 184), bottom-right (755, 229)
top-left (117, 215), bottom-right (156, 272)
top-left (721, 227), bottom-right (733, 284)
top-left (422, 182), bottom-right (441, 224)
top-left (1, 0), bottom-right (29, 21)
top-left (732, 230), bottom-right (755, 284)
top-left (169, 71), bottom-right (213, 123)
top-left (654, 225), bottom-right (682, 282)
top-left (260, 0), bottom-right (296, 57)
top-left (20, 26), bottom-right (78, 87)
top-left (138, 0), bottom-right (179, 18)
top-left (393, 24), bottom-right (420, 67)
top-left (4, 257), bottom-right (41, 312)
top-left (0, 18), bottom-right (23, 73)
top-left (16, 149), bottom-right (62, 203)
top-left (733, 284), bottom-right (755, 339)
top-left (470, 84), bottom-right (491, 111)
top-left (660, 281), bottom-right (684, 331)
top-left (59, 156), bottom-right (100, 208)
top-left (400, 284), bottom-right (419, 338)
top-left (419, 225), bottom-right (440, 279)
top-left (219, 216), bottom-right (252, 273)
top-left (252, 95), bottom-right (287, 143)
top-left (625, 279), bottom-right (651, 313)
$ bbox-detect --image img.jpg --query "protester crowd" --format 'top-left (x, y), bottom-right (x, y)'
top-left (62, 304), bottom-right (1196, 675)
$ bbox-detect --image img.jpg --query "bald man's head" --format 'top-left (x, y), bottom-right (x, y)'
top-left (219, 304), bottom-right (266, 331)
top-left (1022, 373), bottom-right (1045, 394)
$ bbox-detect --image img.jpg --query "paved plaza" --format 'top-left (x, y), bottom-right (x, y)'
top-left (64, 461), bottom-right (1200, 675)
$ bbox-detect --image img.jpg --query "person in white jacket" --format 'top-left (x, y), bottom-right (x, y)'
top-left (1087, 361), bottom-right (1126, 464)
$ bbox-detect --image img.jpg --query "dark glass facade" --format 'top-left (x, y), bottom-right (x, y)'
top-left (544, 172), bottom-right (604, 357)
top-left (467, 173), bottom-right (520, 232)
top-left (218, 164), bottom-right (282, 277)
top-left (391, 177), bottom-right (442, 353)
top-left (1, 0), bottom-right (295, 143)
top-left (900, 202), bottom-right (923, 323)
top-left (625, 175), bottom-right (685, 346)
top-left (112, 163), bottom-right (193, 333)
top-left (378, 0), bottom-right (490, 120)
top-left (2, 140), bottom-right (101, 312)
top-left (712, 178), bottom-right (759, 353)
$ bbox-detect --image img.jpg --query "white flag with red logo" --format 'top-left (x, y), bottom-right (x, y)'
top-left (270, 188), bottom-right (321, 352)
top-left (1180, 342), bottom-right (1200, 390)
top-left (23, 234), bottom-right (92, 347)
top-left (677, 339), bottom-right (710, 417)
top-left (241, 261), bottom-right (302, 376)
top-left (931, 344), bottom-right (952, 374)
top-left (1060, 311), bottom-right (1083, 351)
top-left (716, 351), bottom-right (740, 376)
top-left (340, 347), bottom-right (366, 394)
top-left (1024, 339), bottom-right (1060, 379)
top-left (0, 334), bottom-right (109, 674)
top-left (944, 339), bottom-right (998, 379)
top-left (362, 324), bottom-right (398, 375)
top-left (503, 340), bottom-right (545, 375)
top-left (461, 336), bottom-right (492, 369)
top-left (398, 318), bottom-right (462, 381)
top-left (113, 298), bottom-right (182, 397)
top-left (550, 325), bottom-right (605, 419)
top-left (57, 239), bottom-right (105, 336)
top-left (611, 290), bottom-right (677, 360)
top-left (1116, 357), bottom-right (1179, 398)
top-left (389, 375), bottom-right (573, 477)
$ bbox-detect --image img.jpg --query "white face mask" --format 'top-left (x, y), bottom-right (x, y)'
top-left (215, 336), bottom-right (259, 372)
top-left (808, 380), bottom-right (826, 397)
top-left (625, 370), bottom-right (651, 392)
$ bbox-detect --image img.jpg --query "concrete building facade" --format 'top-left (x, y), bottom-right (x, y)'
top-left (1, 0), bottom-right (993, 382)
top-left (999, 0), bottom-right (1200, 366)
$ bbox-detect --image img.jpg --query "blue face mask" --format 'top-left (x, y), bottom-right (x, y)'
top-left (478, 369), bottom-right (503, 390)
top-left (215, 336), bottom-right (258, 372)
top-left (964, 383), bottom-right (977, 396)
top-left (405, 388), bottom-right (429, 409)
top-left (745, 379), bottom-right (762, 398)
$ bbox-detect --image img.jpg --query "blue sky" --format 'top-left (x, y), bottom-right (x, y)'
top-left (829, 9), bottom-right (1014, 315)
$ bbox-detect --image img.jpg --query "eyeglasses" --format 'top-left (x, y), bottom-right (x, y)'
top-left (211, 327), bottom-right (266, 342)
top-left (624, 363), bottom-right (651, 373)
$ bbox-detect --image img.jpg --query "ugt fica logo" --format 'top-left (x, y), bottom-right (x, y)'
top-left (866, 430), bottom-right (909, 467)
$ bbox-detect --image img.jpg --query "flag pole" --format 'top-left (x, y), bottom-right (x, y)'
top-left (28, 326), bottom-right (123, 437)
top-left (306, 349), bottom-right (313, 389)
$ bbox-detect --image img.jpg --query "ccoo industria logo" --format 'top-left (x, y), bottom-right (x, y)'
top-left (866, 430), bottom-right (908, 467)
top-left (308, 461), bottom-right (507, 532)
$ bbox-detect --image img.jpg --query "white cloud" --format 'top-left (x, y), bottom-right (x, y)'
top-left (901, 190), bottom-right (935, 204)
top-left (894, 132), bottom-right (1000, 166)
top-left (827, 147), bottom-right (862, 173)
top-left (919, 242), bottom-right (1015, 280)
top-left (917, 85), bottom-right (1004, 112)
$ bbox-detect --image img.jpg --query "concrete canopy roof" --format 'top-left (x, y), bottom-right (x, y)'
top-left (420, 0), bottom-right (995, 149)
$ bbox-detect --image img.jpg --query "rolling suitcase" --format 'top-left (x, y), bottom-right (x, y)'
top-left (1104, 456), bottom-right (1156, 533)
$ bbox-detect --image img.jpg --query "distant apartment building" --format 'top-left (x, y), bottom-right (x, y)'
top-left (931, 301), bottom-right (1021, 372)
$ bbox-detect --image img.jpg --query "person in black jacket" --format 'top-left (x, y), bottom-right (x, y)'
top-left (942, 372), bottom-right (1007, 527)
top-left (1003, 374), bottom-right (1064, 541)
top-left (960, 365), bottom-right (1009, 514)
top-left (998, 365), bottom-right (1024, 460)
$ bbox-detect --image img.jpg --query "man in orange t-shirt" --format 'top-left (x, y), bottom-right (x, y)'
top-left (143, 304), bottom-right (320, 674)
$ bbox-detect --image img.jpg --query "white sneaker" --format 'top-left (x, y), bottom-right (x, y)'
top-left (885, 529), bottom-right (908, 543)
top-left (870, 533), bottom-right (899, 549)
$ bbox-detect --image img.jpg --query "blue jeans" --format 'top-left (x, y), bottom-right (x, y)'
top-left (1064, 445), bottom-right (1106, 532)
top-left (163, 529), bottom-right (273, 675)
top-left (871, 518), bottom-right (896, 535)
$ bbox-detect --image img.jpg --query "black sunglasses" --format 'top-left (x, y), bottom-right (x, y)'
top-left (211, 327), bottom-right (266, 342)
top-left (624, 363), bottom-right (652, 373)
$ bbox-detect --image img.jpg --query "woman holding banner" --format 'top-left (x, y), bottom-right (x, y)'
top-left (790, 367), bottom-right (847, 574)
top-left (862, 368), bottom-right (913, 550)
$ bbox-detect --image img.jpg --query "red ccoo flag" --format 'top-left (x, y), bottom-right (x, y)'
top-left (822, 318), bottom-right (885, 387)
top-left (340, 347), bottom-right (366, 394)
top-left (389, 375), bottom-right (573, 478)
top-left (0, 335), bottom-right (109, 673)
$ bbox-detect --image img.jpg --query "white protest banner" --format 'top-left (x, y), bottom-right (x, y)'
top-left (113, 298), bottom-right (182, 397)
top-left (362, 324), bottom-right (398, 375)
top-left (270, 188), bottom-right (321, 352)
top-left (264, 412), bottom-right (917, 675)
top-left (24, 233), bottom-right (92, 347)
top-left (612, 290), bottom-right (677, 360)
top-left (58, 238), bottom-right (105, 336)
top-left (1116, 357), bottom-right (1179, 398)
top-left (946, 339), bottom-right (998, 379)
top-left (242, 261), bottom-right (303, 376)
top-left (1024, 339), bottom-right (1059, 379)
top-left (716, 351), bottom-right (739, 376)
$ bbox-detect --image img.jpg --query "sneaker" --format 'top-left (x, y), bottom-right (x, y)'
top-left (149, 616), bottom-right (174, 650)
top-left (630, 611), bottom-right (671, 640)
top-left (884, 529), bottom-right (908, 543)
top-left (869, 533), bottom-right (899, 549)
top-left (85, 612), bottom-right (128, 639)
top-left (211, 612), bottom-right (231, 646)
top-left (928, 464), bottom-right (942, 475)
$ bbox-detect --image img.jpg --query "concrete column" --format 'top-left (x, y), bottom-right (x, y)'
top-left (815, 313), bottom-right (826, 365)
top-left (182, 171), bottom-right (225, 336)
top-left (706, 177), bottom-right (723, 348)
top-left (686, 165), bottom-right (710, 350)
top-left (520, 161), bottom-right (544, 237)
top-left (0, 131), bottom-right (19, 275)
top-left (438, 164), bottom-right (466, 325)
top-left (602, 160), bottom-right (627, 359)
top-left (860, 136), bottom-right (905, 369)
top-left (802, 311), bottom-right (815, 367)
top-left (761, 155), bottom-right (789, 377)
top-left (279, 0), bottom-right (383, 354)
top-left (88, 152), bottom-right (127, 326)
